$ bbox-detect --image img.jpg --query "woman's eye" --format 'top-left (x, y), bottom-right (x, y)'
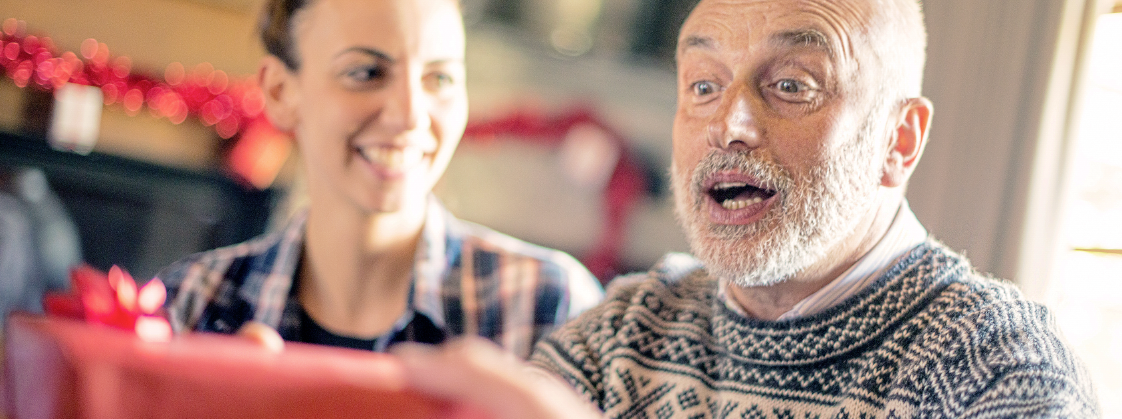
top-left (691, 81), bottom-right (718, 97)
top-left (428, 73), bottom-right (454, 90)
top-left (345, 65), bottom-right (386, 83)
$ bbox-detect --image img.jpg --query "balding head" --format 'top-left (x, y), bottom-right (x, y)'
top-left (670, 0), bottom-right (934, 290)
top-left (678, 0), bottom-right (927, 106)
top-left (863, 0), bottom-right (927, 100)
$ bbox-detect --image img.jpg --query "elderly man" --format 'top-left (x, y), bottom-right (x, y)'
top-left (392, 0), bottom-right (1100, 416)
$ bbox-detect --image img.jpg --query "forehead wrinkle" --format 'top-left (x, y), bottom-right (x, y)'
top-left (680, 0), bottom-right (872, 64)
top-left (792, 0), bottom-right (876, 65)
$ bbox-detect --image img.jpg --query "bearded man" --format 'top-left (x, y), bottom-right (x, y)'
top-left (388, 0), bottom-right (1102, 416)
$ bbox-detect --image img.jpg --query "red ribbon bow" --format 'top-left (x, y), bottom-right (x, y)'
top-left (43, 264), bottom-right (173, 342)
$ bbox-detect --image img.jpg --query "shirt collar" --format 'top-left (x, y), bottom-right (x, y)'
top-left (274, 198), bottom-right (454, 333)
top-left (409, 195), bottom-right (456, 330)
top-left (248, 209), bottom-right (308, 328)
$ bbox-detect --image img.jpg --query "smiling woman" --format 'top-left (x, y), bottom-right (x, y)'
top-left (153, 0), bottom-right (603, 359)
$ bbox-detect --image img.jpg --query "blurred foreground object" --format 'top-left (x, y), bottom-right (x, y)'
top-left (3, 313), bottom-right (491, 419)
top-left (41, 264), bottom-right (170, 342)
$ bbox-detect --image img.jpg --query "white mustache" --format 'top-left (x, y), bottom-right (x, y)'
top-left (689, 151), bottom-right (793, 203)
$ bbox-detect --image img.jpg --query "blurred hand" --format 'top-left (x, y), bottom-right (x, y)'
top-left (236, 321), bottom-right (285, 353)
top-left (392, 338), bottom-right (602, 419)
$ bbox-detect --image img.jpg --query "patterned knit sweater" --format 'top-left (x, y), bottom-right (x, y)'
top-left (531, 241), bottom-right (1100, 418)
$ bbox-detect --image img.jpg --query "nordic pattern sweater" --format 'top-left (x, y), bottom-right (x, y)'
top-left (531, 241), bottom-right (1100, 418)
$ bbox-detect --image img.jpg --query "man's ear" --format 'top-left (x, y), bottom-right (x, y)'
top-left (882, 97), bottom-right (933, 187)
top-left (257, 55), bottom-right (299, 133)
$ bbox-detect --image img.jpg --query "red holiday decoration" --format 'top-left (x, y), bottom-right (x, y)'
top-left (0, 18), bottom-right (266, 141)
top-left (42, 264), bottom-right (173, 343)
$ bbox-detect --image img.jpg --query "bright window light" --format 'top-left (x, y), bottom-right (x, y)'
top-left (1049, 11), bottom-right (1122, 417)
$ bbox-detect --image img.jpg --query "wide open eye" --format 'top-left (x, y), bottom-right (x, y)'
top-left (691, 80), bottom-right (719, 97)
top-left (766, 77), bottom-right (820, 105)
top-left (776, 79), bottom-right (806, 94)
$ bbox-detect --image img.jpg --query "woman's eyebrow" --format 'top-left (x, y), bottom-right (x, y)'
top-left (426, 58), bottom-right (465, 66)
top-left (334, 47), bottom-right (395, 63)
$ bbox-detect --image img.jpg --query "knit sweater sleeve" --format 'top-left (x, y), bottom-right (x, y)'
top-left (529, 275), bottom-right (646, 408)
top-left (920, 287), bottom-right (1100, 418)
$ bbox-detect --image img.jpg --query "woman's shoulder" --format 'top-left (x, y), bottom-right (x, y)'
top-left (158, 213), bottom-right (305, 300)
top-left (443, 215), bottom-right (604, 316)
top-left (446, 216), bottom-right (594, 279)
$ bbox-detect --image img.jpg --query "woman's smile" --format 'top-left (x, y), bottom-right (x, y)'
top-left (355, 145), bottom-right (430, 178)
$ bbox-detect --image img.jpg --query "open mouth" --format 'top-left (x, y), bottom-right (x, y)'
top-left (356, 146), bottom-right (427, 172)
top-left (707, 181), bottom-right (777, 210)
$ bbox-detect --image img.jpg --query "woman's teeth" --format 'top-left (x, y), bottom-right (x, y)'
top-left (359, 146), bottom-right (425, 171)
top-left (721, 196), bottom-right (764, 210)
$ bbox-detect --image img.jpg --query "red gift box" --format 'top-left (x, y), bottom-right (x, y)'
top-left (3, 313), bottom-right (486, 419)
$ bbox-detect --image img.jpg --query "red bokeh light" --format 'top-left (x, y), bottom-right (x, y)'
top-left (123, 88), bottom-right (144, 114)
top-left (165, 61), bottom-right (185, 85)
top-left (80, 38), bottom-right (98, 59)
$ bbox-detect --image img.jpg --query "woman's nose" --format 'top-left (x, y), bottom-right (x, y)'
top-left (383, 77), bottom-right (430, 133)
top-left (706, 83), bottom-right (761, 152)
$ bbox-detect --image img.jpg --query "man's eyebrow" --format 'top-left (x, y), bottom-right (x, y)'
top-left (679, 34), bottom-right (716, 53)
top-left (771, 29), bottom-right (833, 55)
top-left (335, 47), bottom-right (395, 63)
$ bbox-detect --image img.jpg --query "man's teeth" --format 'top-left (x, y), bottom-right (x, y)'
top-left (359, 146), bottom-right (425, 170)
top-left (721, 196), bottom-right (763, 210)
top-left (712, 181), bottom-right (763, 210)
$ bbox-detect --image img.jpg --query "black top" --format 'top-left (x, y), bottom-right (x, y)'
top-left (296, 307), bottom-right (446, 351)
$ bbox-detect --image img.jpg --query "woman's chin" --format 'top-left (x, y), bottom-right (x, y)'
top-left (357, 192), bottom-right (427, 215)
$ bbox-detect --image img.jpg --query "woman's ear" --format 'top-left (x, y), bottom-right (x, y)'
top-left (257, 55), bottom-right (299, 133)
top-left (881, 97), bottom-right (933, 187)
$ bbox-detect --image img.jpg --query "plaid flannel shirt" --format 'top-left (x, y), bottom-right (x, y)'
top-left (158, 196), bottom-right (604, 358)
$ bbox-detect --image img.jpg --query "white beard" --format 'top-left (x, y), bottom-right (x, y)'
top-left (671, 119), bottom-right (883, 288)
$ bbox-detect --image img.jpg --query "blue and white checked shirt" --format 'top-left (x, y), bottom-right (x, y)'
top-left (158, 196), bottom-right (604, 358)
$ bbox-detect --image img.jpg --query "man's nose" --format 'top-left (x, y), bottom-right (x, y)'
top-left (383, 77), bottom-right (430, 133)
top-left (707, 84), bottom-right (761, 151)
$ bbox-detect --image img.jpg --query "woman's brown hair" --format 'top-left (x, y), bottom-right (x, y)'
top-left (258, 0), bottom-right (313, 70)
top-left (258, 0), bottom-right (463, 71)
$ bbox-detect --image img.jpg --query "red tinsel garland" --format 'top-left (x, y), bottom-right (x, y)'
top-left (0, 18), bottom-right (266, 140)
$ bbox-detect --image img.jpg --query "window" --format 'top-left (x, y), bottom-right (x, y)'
top-left (1047, 5), bottom-right (1122, 415)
